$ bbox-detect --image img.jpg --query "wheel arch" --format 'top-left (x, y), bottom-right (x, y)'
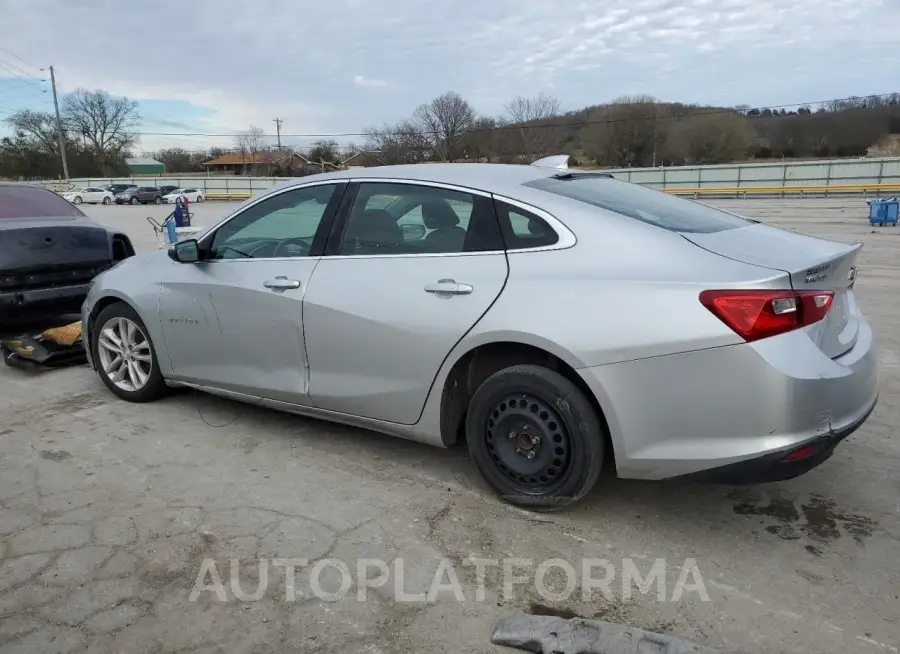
top-left (438, 338), bottom-right (616, 471)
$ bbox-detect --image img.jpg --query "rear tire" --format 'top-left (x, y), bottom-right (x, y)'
top-left (155, 196), bottom-right (162, 205)
top-left (102, 197), bottom-right (111, 205)
top-left (465, 364), bottom-right (605, 510)
top-left (130, 197), bottom-right (139, 205)
top-left (91, 302), bottom-right (168, 403)
top-left (195, 195), bottom-right (203, 203)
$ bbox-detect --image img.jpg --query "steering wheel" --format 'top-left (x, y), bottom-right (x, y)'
top-left (272, 237), bottom-right (313, 258)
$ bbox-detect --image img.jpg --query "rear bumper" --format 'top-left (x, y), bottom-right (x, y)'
top-left (0, 283), bottom-right (91, 322)
top-left (578, 317), bottom-right (879, 480)
top-left (679, 395), bottom-right (876, 484)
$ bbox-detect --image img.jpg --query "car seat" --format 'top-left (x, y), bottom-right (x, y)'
top-left (345, 209), bottom-right (404, 253)
top-left (422, 200), bottom-right (466, 251)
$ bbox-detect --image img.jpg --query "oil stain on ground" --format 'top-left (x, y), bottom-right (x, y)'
top-left (728, 489), bottom-right (877, 545)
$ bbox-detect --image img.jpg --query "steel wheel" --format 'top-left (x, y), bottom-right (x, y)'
top-left (485, 392), bottom-right (572, 491)
top-left (466, 364), bottom-right (605, 509)
top-left (96, 316), bottom-right (153, 392)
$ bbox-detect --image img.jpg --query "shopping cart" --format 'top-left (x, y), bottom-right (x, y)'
top-left (147, 212), bottom-right (204, 249)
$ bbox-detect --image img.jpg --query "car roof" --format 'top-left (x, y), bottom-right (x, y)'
top-left (286, 163), bottom-right (558, 198)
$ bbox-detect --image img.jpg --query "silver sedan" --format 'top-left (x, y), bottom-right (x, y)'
top-left (81, 157), bottom-right (878, 508)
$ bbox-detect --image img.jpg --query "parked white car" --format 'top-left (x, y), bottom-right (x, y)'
top-left (162, 188), bottom-right (204, 204)
top-left (62, 187), bottom-right (114, 205)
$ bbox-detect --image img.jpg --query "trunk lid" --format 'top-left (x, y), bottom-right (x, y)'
top-left (1, 218), bottom-right (112, 273)
top-left (683, 223), bottom-right (861, 358)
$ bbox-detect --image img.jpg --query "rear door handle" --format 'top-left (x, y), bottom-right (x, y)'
top-left (263, 276), bottom-right (301, 291)
top-left (424, 279), bottom-right (473, 296)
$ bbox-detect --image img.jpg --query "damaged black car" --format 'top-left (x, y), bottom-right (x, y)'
top-left (0, 182), bottom-right (135, 325)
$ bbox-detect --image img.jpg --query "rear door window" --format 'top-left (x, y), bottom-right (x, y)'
top-left (524, 176), bottom-right (750, 234)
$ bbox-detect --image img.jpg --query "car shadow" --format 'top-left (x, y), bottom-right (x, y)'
top-left (169, 391), bottom-right (881, 551)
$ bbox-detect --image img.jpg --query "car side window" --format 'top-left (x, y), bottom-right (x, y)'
top-left (495, 201), bottom-right (559, 250)
top-left (209, 184), bottom-right (339, 260)
top-left (340, 183), bottom-right (501, 255)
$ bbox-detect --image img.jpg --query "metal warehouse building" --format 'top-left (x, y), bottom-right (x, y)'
top-left (125, 157), bottom-right (165, 175)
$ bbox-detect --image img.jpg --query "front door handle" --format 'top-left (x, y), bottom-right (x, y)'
top-left (424, 279), bottom-right (473, 296)
top-left (263, 276), bottom-right (301, 291)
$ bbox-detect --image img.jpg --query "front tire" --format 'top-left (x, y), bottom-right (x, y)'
top-left (155, 196), bottom-right (162, 205)
top-left (91, 302), bottom-right (168, 403)
top-left (73, 196), bottom-right (82, 205)
top-left (465, 364), bottom-right (605, 510)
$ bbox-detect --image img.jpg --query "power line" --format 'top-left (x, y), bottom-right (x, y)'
top-left (0, 46), bottom-right (43, 75)
top-left (0, 58), bottom-right (46, 85)
top-left (91, 91), bottom-right (899, 139)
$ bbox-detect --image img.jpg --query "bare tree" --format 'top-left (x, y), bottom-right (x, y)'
top-left (504, 93), bottom-right (561, 160)
top-left (364, 120), bottom-right (430, 164)
top-left (582, 95), bottom-right (664, 167)
top-left (61, 89), bottom-right (140, 175)
top-left (412, 91), bottom-right (475, 161)
top-left (235, 125), bottom-right (265, 173)
top-left (5, 110), bottom-right (63, 156)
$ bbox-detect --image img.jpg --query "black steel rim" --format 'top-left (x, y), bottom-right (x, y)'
top-left (484, 392), bottom-right (572, 490)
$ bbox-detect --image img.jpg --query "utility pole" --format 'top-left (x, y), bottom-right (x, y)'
top-left (49, 65), bottom-right (69, 179)
top-left (273, 117), bottom-right (283, 150)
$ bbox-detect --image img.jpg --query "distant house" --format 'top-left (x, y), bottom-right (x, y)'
top-left (125, 157), bottom-right (165, 175)
top-left (203, 150), bottom-right (336, 176)
top-left (341, 151), bottom-right (385, 169)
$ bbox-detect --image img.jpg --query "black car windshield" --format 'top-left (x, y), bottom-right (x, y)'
top-left (525, 176), bottom-right (751, 234)
top-left (0, 186), bottom-right (84, 219)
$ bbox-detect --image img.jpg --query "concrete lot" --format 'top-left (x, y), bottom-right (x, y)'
top-left (1, 199), bottom-right (898, 653)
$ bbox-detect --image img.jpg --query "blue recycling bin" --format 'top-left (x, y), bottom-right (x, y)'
top-left (868, 199), bottom-right (899, 226)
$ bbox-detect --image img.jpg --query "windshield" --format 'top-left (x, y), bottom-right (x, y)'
top-left (525, 176), bottom-right (751, 234)
top-left (168, 189), bottom-right (184, 195)
top-left (0, 185), bottom-right (85, 218)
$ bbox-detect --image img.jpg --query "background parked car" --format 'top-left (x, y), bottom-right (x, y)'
top-left (105, 184), bottom-right (136, 195)
top-left (61, 187), bottom-right (114, 205)
top-left (162, 188), bottom-right (204, 203)
top-left (115, 186), bottom-right (162, 205)
top-left (158, 185), bottom-right (180, 197)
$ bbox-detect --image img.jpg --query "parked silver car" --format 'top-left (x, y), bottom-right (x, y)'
top-left (81, 157), bottom-right (878, 507)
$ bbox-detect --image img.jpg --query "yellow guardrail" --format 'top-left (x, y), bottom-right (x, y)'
top-left (665, 183), bottom-right (900, 196)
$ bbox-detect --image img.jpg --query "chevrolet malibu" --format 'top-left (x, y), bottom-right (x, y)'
top-left (81, 157), bottom-right (878, 507)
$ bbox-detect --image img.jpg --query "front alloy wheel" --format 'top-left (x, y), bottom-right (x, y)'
top-left (91, 302), bottom-right (168, 402)
top-left (97, 317), bottom-right (152, 392)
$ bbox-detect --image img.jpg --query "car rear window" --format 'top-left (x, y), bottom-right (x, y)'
top-left (524, 176), bottom-right (750, 234)
top-left (0, 186), bottom-right (84, 219)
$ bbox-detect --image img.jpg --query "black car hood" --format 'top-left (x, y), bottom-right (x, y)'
top-left (1, 215), bottom-right (112, 272)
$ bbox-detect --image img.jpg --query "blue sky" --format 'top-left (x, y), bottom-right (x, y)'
top-left (1, 0), bottom-right (898, 153)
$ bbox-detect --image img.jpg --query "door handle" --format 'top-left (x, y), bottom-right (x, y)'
top-left (424, 279), bottom-right (473, 296)
top-left (263, 276), bottom-right (301, 291)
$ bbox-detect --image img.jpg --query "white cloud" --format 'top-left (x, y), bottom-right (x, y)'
top-left (353, 75), bottom-right (388, 88)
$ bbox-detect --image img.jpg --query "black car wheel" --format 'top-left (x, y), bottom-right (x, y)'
top-left (91, 302), bottom-right (168, 403)
top-left (130, 197), bottom-right (138, 205)
top-left (102, 197), bottom-right (111, 205)
top-left (466, 364), bottom-right (605, 510)
top-left (154, 196), bottom-right (162, 205)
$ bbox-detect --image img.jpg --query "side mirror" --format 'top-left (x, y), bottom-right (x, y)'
top-left (400, 223), bottom-right (426, 240)
top-left (168, 239), bottom-right (200, 263)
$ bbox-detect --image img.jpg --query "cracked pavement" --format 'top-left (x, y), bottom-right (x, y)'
top-left (0, 199), bottom-right (898, 653)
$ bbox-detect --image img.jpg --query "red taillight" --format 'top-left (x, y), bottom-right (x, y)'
top-left (699, 289), bottom-right (834, 342)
